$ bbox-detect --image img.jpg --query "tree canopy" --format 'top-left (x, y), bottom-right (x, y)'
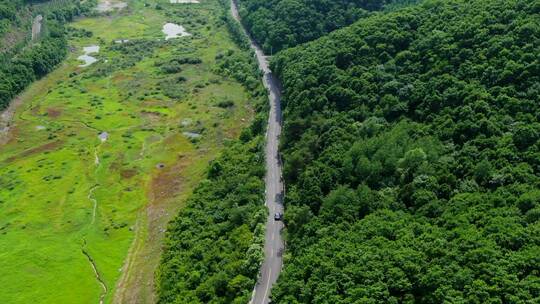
top-left (237, 0), bottom-right (419, 52)
top-left (269, 0), bottom-right (540, 302)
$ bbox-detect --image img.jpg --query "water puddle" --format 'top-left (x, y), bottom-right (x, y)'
top-left (78, 45), bottom-right (100, 67)
top-left (183, 131), bottom-right (201, 139)
top-left (170, 0), bottom-right (200, 3)
top-left (162, 23), bottom-right (191, 40)
top-left (96, 0), bottom-right (127, 12)
top-left (98, 131), bottom-right (108, 142)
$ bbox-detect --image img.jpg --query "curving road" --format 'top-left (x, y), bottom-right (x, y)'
top-left (230, 1), bottom-right (284, 303)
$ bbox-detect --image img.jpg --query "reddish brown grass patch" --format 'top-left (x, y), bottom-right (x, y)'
top-left (47, 108), bottom-right (62, 118)
top-left (121, 169), bottom-right (138, 179)
top-left (5, 140), bottom-right (63, 162)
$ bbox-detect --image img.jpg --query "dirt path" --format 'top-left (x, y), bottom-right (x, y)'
top-left (113, 142), bottom-right (152, 304)
top-left (113, 214), bottom-right (145, 304)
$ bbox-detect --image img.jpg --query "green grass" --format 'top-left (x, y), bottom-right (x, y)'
top-left (0, 0), bottom-right (253, 302)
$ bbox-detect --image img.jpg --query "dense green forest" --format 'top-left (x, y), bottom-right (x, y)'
top-left (269, 0), bottom-right (540, 302)
top-left (0, 0), bottom-right (95, 109)
top-left (237, 0), bottom-right (419, 52)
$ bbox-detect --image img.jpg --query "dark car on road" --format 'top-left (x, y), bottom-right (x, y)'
top-left (274, 212), bottom-right (283, 221)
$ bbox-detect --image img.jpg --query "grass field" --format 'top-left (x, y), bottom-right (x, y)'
top-left (0, 0), bottom-right (253, 302)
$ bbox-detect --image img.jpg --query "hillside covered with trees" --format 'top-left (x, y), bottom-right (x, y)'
top-left (269, 0), bottom-right (540, 302)
top-left (237, 0), bottom-right (419, 52)
top-left (0, 0), bottom-right (95, 109)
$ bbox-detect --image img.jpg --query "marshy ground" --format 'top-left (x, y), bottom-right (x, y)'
top-left (0, 0), bottom-right (253, 302)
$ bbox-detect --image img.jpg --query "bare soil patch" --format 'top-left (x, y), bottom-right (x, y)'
top-left (141, 111), bottom-right (163, 123)
top-left (121, 169), bottom-right (137, 179)
top-left (47, 108), bottom-right (62, 118)
top-left (0, 96), bottom-right (24, 145)
top-left (114, 154), bottom-right (194, 304)
top-left (5, 140), bottom-right (63, 163)
top-left (150, 162), bottom-right (184, 203)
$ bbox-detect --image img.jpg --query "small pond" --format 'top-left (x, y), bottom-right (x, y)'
top-left (162, 23), bottom-right (191, 40)
top-left (98, 131), bottom-right (108, 142)
top-left (96, 0), bottom-right (127, 12)
top-left (78, 45), bottom-right (100, 67)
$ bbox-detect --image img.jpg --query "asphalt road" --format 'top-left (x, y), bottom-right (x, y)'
top-left (230, 1), bottom-right (285, 303)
